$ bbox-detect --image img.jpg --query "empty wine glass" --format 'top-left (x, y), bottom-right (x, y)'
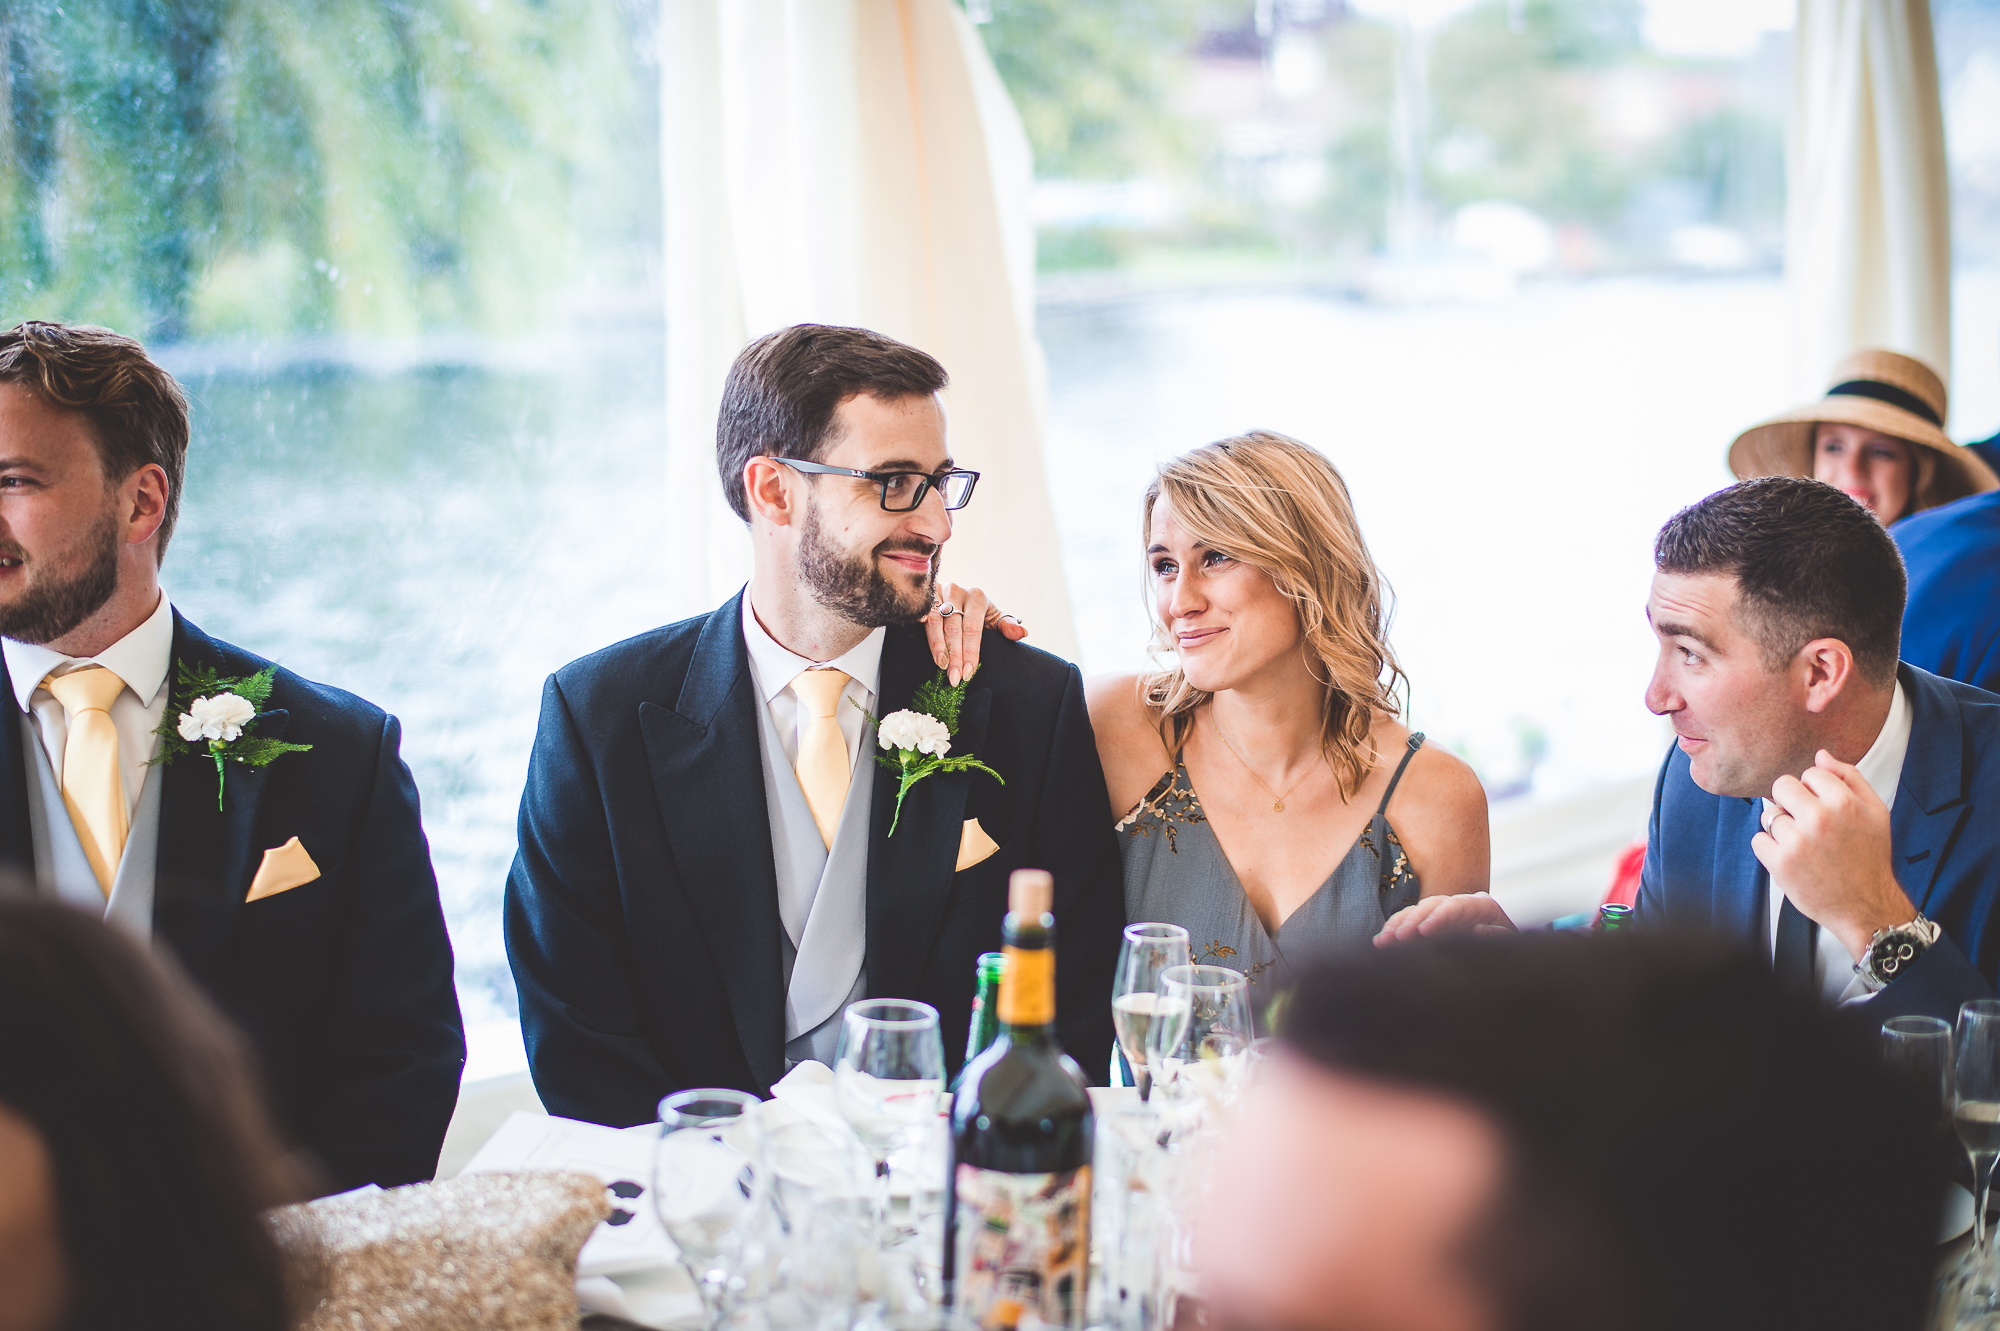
top-left (1956, 1001), bottom-right (2000, 1322)
top-left (1883, 1015), bottom-right (1953, 1115)
top-left (835, 998), bottom-right (945, 1240)
top-left (1114, 922), bottom-right (1192, 1101)
top-left (1147, 964), bottom-right (1251, 1127)
top-left (655, 1088), bottom-right (768, 1331)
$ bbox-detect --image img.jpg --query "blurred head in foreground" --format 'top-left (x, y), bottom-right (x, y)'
top-left (0, 898), bottom-right (308, 1331)
top-left (1197, 934), bottom-right (1940, 1331)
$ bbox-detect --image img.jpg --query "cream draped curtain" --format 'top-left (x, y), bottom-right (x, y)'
top-left (1787, 0), bottom-right (1952, 399)
top-left (662, 0), bottom-right (1078, 658)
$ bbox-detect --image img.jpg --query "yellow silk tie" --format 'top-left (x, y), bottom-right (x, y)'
top-left (43, 666), bottom-right (130, 897)
top-left (791, 668), bottom-right (852, 849)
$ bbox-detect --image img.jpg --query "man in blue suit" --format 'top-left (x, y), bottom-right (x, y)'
top-left (506, 324), bottom-right (1123, 1127)
top-left (1380, 477), bottom-right (2000, 1021)
top-left (0, 321), bottom-right (464, 1191)
top-left (1893, 491), bottom-right (2000, 694)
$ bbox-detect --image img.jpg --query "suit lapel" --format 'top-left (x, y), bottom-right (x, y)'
top-left (866, 628), bottom-right (990, 1000)
top-left (0, 650), bottom-right (35, 878)
top-left (639, 596), bottom-right (787, 1093)
top-left (1711, 795), bottom-right (1766, 946)
top-left (152, 614), bottom-right (282, 979)
top-left (1892, 667), bottom-right (1972, 913)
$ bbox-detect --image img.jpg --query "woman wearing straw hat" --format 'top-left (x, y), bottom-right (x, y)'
top-left (1729, 349), bottom-right (1998, 524)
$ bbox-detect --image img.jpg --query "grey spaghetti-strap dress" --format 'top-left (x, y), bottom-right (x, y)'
top-left (1118, 734), bottom-right (1427, 1004)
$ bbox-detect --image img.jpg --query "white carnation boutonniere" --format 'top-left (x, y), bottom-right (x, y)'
top-left (867, 668), bottom-right (1003, 836)
top-left (151, 663), bottom-right (313, 810)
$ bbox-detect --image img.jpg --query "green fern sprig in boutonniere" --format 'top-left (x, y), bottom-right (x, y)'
top-left (150, 663), bottom-right (312, 810)
top-left (864, 666), bottom-right (1002, 836)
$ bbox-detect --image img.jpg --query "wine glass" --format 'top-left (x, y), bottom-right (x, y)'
top-left (655, 1087), bottom-right (768, 1331)
top-left (1114, 922), bottom-right (1192, 1101)
top-left (1956, 1001), bottom-right (2000, 1319)
top-left (834, 998), bottom-right (946, 1240)
top-left (1884, 1015), bottom-right (1953, 1114)
top-left (1147, 964), bottom-right (1251, 1126)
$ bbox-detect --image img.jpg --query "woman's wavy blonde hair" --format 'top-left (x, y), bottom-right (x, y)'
top-left (1141, 430), bottom-right (1407, 799)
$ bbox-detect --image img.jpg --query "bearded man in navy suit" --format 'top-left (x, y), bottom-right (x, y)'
top-left (0, 321), bottom-right (463, 1191)
top-left (1380, 477), bottom-right (2000, 1022)
top-left (506, 324), bottom-right (1123, 1126)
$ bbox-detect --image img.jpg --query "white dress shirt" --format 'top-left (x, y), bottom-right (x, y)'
top-left (3, 591), bottom-right (175, 818)
top-left (739, 595), bottom-right (885, 775)
top-left (1762, 680), bottom-right (1913, 1005)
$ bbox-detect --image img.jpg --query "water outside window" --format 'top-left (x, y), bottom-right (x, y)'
top-left (3, 1), bottom-right (2000, 1079)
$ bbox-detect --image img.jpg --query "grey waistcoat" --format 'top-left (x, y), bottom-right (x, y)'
top-left (21, 722), bottom-right (162, 941)
top-left (751, 690), bottom-right (873, 1069)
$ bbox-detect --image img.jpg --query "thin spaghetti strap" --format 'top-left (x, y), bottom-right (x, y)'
top-left (1373, 732), bottom-right (1426, 904)
top-left (1374, 732), bottom-right (1426, 819)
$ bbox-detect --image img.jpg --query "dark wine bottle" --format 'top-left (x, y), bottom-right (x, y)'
top-left (944, 869), bottom-right (1093, 1330)
top-left (950, 951), bottom-right (1008, 1094)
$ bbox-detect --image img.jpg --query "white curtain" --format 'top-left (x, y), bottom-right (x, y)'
top-left (662, 0), bottom-right (1078, 658)
top-left (1787, 0), bottom-right (1952, 398)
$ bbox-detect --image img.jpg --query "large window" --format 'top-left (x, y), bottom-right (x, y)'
top-left (1, 0), bottom-right (662, 1076)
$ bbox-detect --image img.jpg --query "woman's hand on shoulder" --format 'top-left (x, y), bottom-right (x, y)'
top-left (1085, 673), bottom-right (1172, 821)
top-left (1382, 739), bottom-right (1491, 898)
top-left (924, 582), bottom-right (1028, 686)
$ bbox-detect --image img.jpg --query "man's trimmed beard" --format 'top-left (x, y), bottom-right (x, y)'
top-left (0, 503), bottom-right (123, 645)
top-left (798, 500), bottom-right (936, 628)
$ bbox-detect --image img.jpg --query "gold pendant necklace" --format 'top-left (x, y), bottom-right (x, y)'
top-left (1209, 713), bottom-right (1315, 813)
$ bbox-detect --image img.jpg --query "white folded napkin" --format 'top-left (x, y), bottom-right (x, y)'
top-left (460, 1110), bottom-right (674, 1279)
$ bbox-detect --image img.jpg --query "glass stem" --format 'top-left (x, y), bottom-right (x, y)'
top-left (1977, 1152), bottom-right (1998, 1258)
top-left (1136, 1067), bottom-right (1153, 1103)
top-left (874, 1153), bottom-right (893, 1238)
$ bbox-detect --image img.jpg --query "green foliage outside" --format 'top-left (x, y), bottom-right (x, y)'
top-left (976, 0), bottom-right (1782, 275)
top-left (0, 0), bottom-right (651, 342)
top-left (975, 0), bottom-right (1204, 182)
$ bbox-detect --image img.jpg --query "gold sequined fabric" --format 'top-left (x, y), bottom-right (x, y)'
top-left (270, 1170), bottom-right (611, 1331)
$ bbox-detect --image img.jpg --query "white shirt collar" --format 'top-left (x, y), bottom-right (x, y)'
top-left (1760, 677), bottom-right (1912, 815)
top-left (739, 590), bottom-right (885, 704)
top-left (1852, 677), bottom-right (1913, 807)
top-left (3, 591), bottom-right (175, 713)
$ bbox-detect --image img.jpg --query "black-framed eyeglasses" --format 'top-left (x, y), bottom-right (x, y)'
top-left (775, 457), bottom-right (981, 512)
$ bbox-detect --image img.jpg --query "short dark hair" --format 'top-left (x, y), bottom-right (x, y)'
top-left (715, 324), bottom-right (948, 522)
top-left (0, 896), bottom-right (309, 1330)
top-left (1282, 934), bottom-right (1939, 1331)
top-left (1655, 476), bottom-right (1906, 685)
top-left (0, 321), bottom-right (190, 557)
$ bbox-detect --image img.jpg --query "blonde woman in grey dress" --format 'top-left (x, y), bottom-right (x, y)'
top-left (1087, 432), bottom-right (1490, 1007)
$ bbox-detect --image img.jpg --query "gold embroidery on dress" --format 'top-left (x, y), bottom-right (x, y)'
top-left (1358, 823), bottom-right (1420, 900)
top-left (1120, 764), bottom-right (1205, 855)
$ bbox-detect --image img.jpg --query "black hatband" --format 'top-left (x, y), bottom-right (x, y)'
top-left (1825, 379), bottom-right (1941, 427)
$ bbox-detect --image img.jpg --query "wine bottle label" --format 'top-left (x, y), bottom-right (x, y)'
top-left (997, 945), bottom-right (1054, 1026)
top-left (953, 1163), bottom-right (1090, 1329)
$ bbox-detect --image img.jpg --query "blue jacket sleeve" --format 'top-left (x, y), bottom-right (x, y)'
top-left (1861, 935), bottom-right (1995, 1023)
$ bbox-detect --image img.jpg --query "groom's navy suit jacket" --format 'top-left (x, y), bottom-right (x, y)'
top-left (506, 594), bottom-right (1127, 1128)
top-left (0, 613), bottom-right (465, 1191)
top-left (1638, 664), bottom-right (2000, 1022)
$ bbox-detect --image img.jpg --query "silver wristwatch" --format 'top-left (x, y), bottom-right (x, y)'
top-left (1854, 914), bottom-right (1942, 992)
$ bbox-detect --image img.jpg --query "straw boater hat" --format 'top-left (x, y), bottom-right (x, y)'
top-left (1728, 349), bottom-right (2000, 516)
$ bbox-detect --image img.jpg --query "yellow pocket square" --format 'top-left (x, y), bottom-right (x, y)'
top-left (955, 818), bottom-right (1001, 873)
top-left (247, 837), bottom-right (321, 903)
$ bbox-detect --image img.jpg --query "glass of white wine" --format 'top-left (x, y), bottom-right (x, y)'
top-left (1113, 922), bottom-right (1192, 1101)
top-left (835, 998), bottom-right (945, 1242)
top-left (1955, 1000), bottom-right (2000, 1320)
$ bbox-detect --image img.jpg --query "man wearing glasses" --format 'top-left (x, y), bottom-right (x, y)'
top-left (506, 323), bottom-right (1124, 1124)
